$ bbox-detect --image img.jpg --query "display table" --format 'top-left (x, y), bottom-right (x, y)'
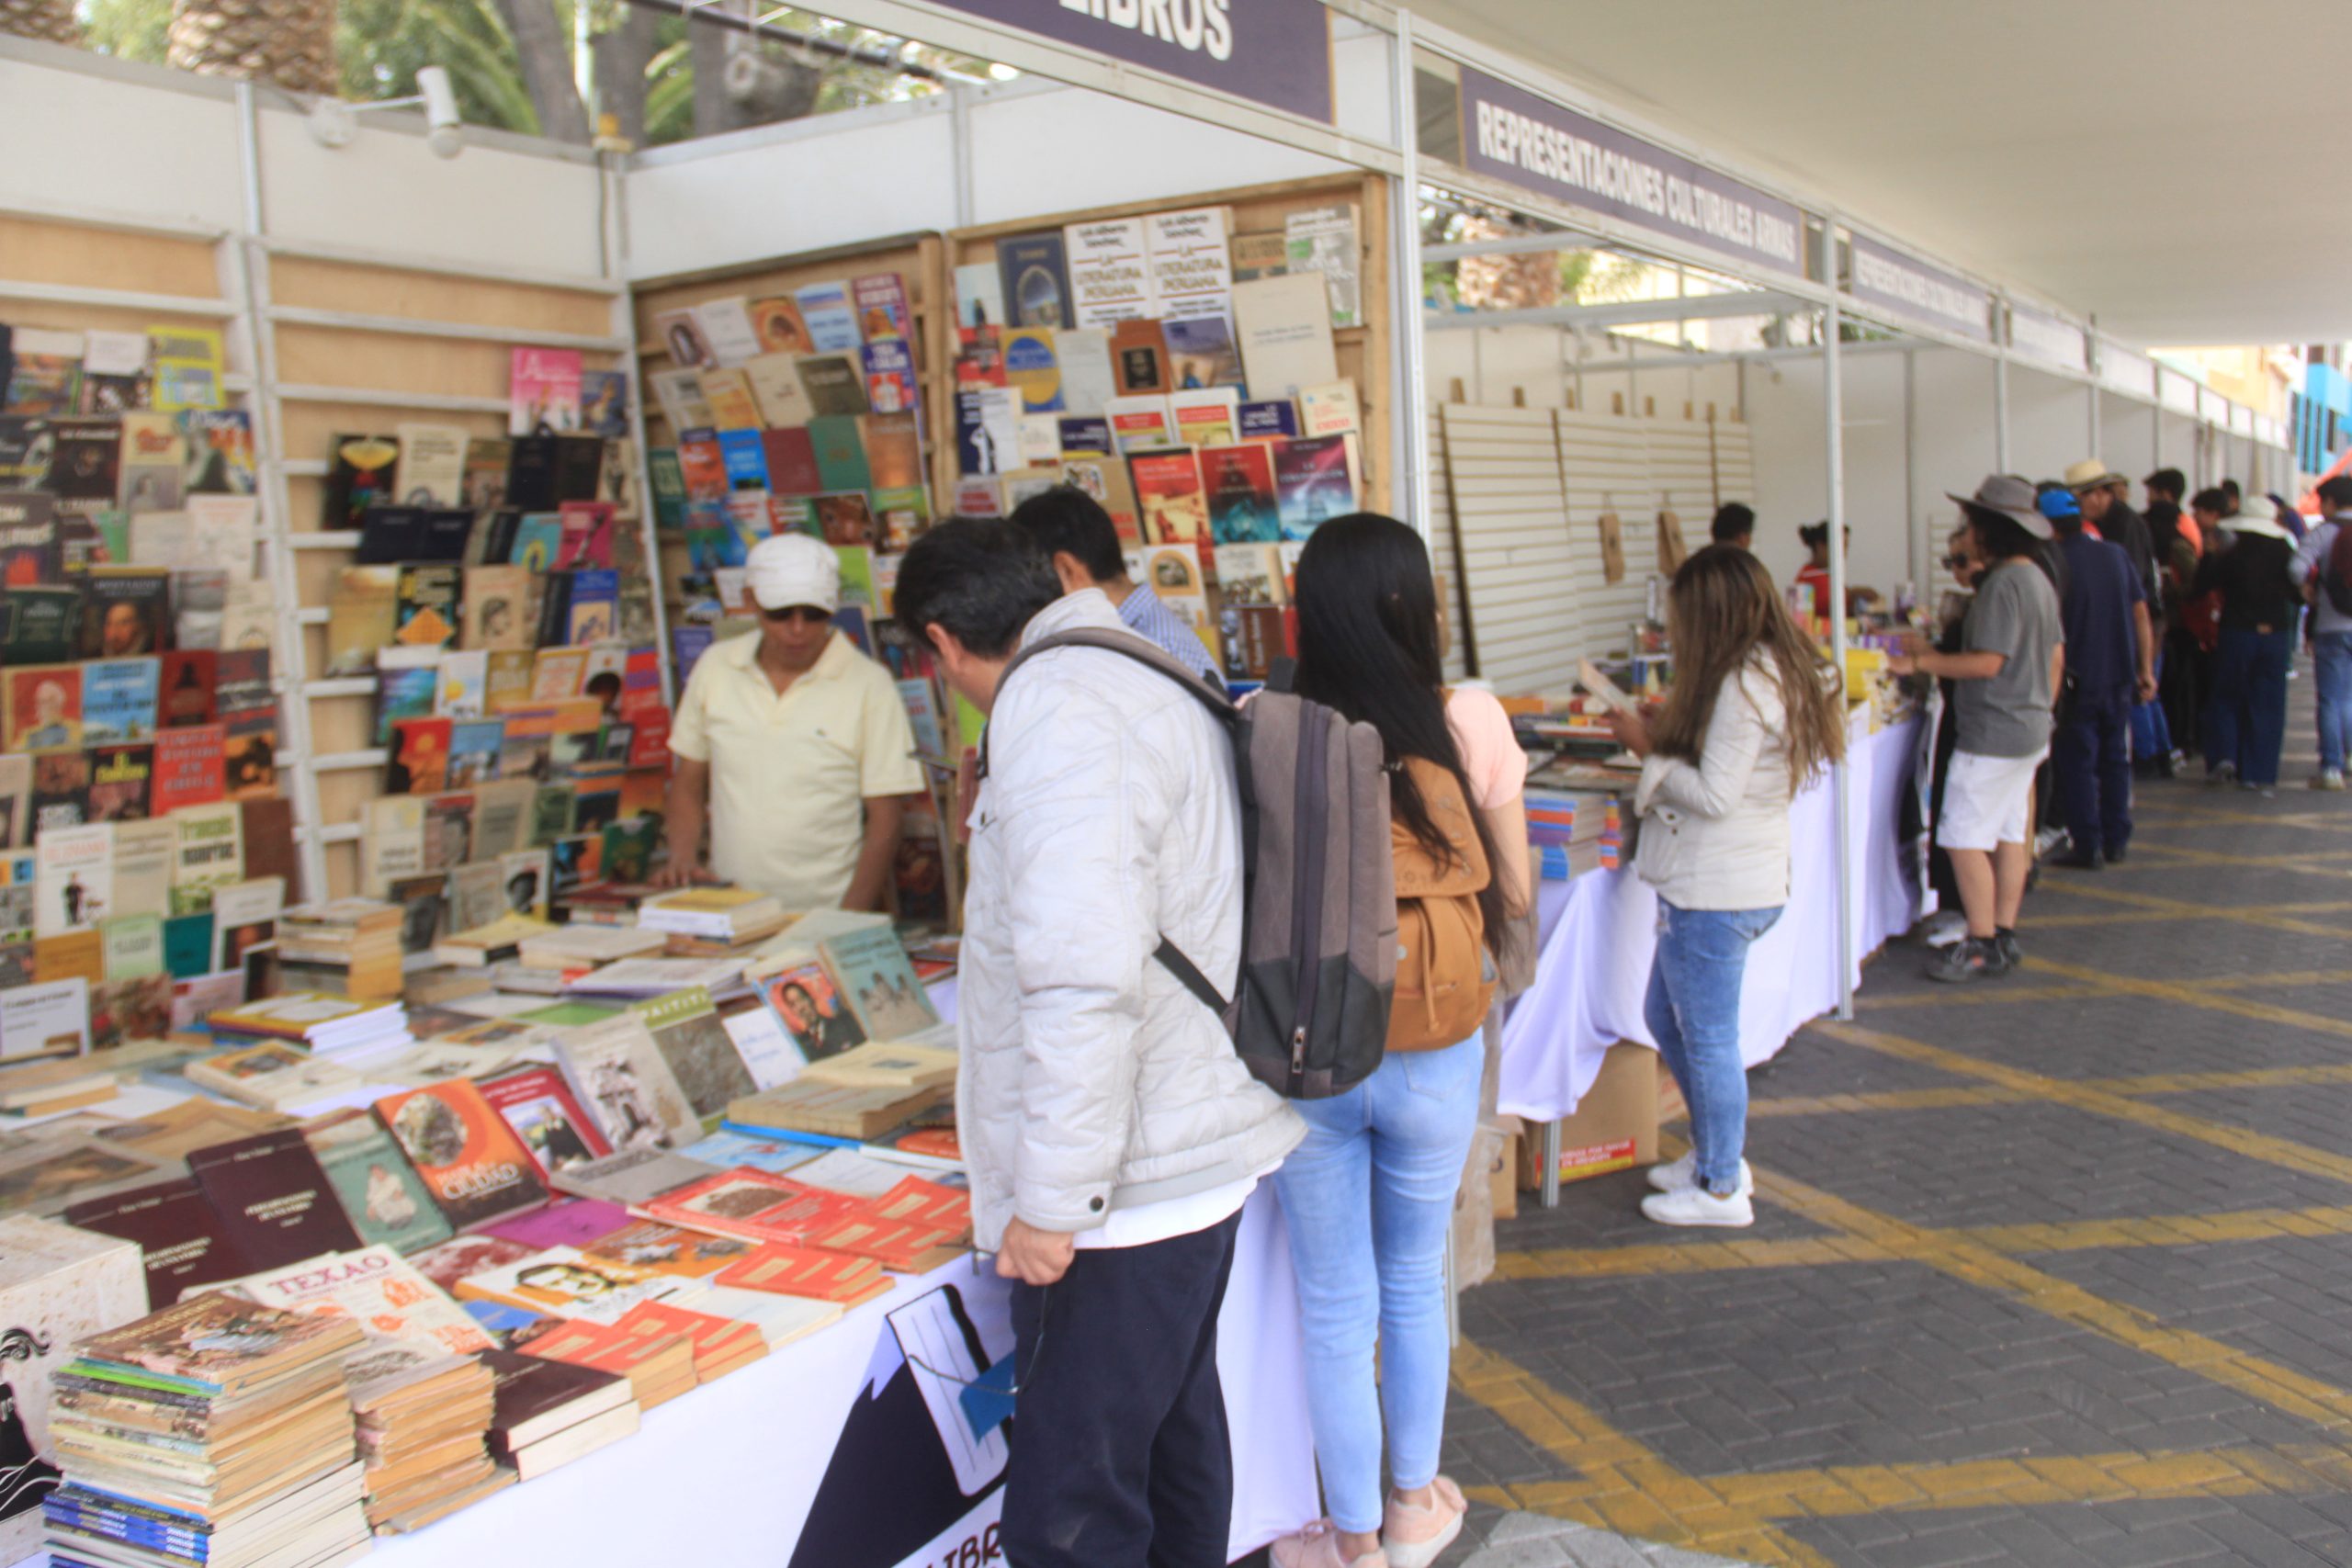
top-left (1499, 715), bottom-right (1927, 1128)
top-left (356, 1190), bottom-right (1315, 1568)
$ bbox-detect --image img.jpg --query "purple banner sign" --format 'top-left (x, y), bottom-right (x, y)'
top-left (920, 0), bottom-right (1333, 123)
top-left (2007, 302), bottom-right (2085, 373)
top-left (1456, 67), bottom-right (1806, 279)
top-left (1846, 234), bottom-right (1992, 342)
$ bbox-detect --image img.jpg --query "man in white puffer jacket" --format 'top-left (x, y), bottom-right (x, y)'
top-left (892, 516), bottom-right (1303, 1568)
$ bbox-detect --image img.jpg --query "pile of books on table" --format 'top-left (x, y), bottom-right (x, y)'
top-left (339, 1336), bottom-right (508, 1531)
top-left (634, 886), bottom-right (790, 951)
top-left (1524, 787), bottom-right (1624, 881)
top-left (205, 993), bottom-right (411, 1058)
top-left (272, 900), bottom-right (407, 1001)
top-left (42, 1293), bottom-right (372, 1568)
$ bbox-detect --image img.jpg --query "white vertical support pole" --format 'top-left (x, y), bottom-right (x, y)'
top-left (1391, 8), bottom-right (1431, 544)
top-left (949, 85), bottom-right (977, 230)
top-left (1903, 348), bottom-right (1922, 590)
top-left (235, 82), bottom-right (329, 905)
top-left (605, 157), bottom-right (674, 706)
top-left (2086, 384), bottom-right (2099, 463)
top-left (1825, 291), bottom-right (1855, 1021)
top-left (1993, 350), bottom-right (2011, 474)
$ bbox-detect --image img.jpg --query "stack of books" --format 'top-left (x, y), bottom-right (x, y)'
top-left (206, 993), bottom-right (412, 1059)
top-left (339, 1337), bottom-right (508, 1532)
top-left (41, 1293), bottom-right (372, 1568)
top-left (725, 1077), bottom-right (947, 1142)
top-left (1524, 787), bottom-right (1621, 882)
top-left (514, 1317), bottom-right (698, 1413)
top-left (635, 886), bottom-right (790, 949)
top-left (0, 1055), bottom-right (121, 1117)
top-left (273, 900), bottom-right (407, 1000)
top-left (514, 923), bottom-right (669, 974)
top-left (479, 1348), bottom-right (640, 1481)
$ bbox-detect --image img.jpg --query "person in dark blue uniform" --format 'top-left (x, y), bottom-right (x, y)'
top-left (2042, 487), bottom-right (2154, 868)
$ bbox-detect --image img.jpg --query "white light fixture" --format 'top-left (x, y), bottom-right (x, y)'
top-left (308, 66), bottom-right (465, 160)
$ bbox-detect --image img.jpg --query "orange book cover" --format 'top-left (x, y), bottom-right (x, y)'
top-left (614, 1299), bottom-right (766, 1378)
top-left (639, 1169), bottom-right (865, 1247)
top-left (524, 1317), bottom-right (694, 1406)
top-left (713, 1243), bottom-right (891, 1305)
top-left (582, 1219), bottom-right (754, 1280)
top-left (1129, 449), bottom-right (1209, 544)
top-left (373, 1077), bottom-right (550, 1231)
top-left (867, 1175), bottom-right (971, 1240)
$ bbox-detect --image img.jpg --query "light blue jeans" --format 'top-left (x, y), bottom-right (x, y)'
top-left (1645, 900), bottom-right (1783, 1196)
top-left (2314, 631), bottom-right (2352, 775)
top-left (1272, 1032), bottom-right (1484, 1535)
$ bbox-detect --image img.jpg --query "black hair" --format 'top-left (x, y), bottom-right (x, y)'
top-left (1291, 513), bottom-right (1510, 958)
top-left (2190, 487), bottom-right (2230, 515)
top-left (1709, 502), bottom-right (1755, 544)
top-left (2222, 478), bottom-right (2243, 501)
top-left (584, 671), bottom-right (621, 696)
top-left (1798, 520), bottom-right (1829, 548)
top-left (2316, 475), bottom-right (2352, 511)
top-left (893, 517), bottom-right (1062, 660)
top-left (2144, 468), bottom-right (2187, 501)
top-left (1006, 486), bottom-right (1125, 583)
top-left (1962, 505), bottom-right (2061, 591)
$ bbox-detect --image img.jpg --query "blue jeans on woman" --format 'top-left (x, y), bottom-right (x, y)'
top-left (1272, 1032), bottom-right (1483, 1536)
top-left (2314, 630), bottom-right (2352, 775)
top-left (2206, 625), bottom-right (2295, 786)
top-left (1644, 900), bottom-right (1783, 1196)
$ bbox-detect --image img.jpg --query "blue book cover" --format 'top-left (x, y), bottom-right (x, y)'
top-left (80, 657), bottom-right (159, 744)
top-left (565, 569), bottom-right (618, 644)
top-left (580, 369), bottom-right (631, 439)
top-left (672, 624), bottom-right (715, 687)
top-left (680, 1128), bottom-right (820, 1174)
top-left (1238, 400), bottom-right (1300, 440)
top-left (995, 231), bottom-right (1072, 330)
top-left (717, 429), bottom-right (770, 491)
top-left (506, 512), bottom-right (565, 571)
top-left (374, 660), bottom-right (439, 745)
top-left (446, 717), bottom-right (505, 787)
top-left (795, 280), bottom-right (863, 353)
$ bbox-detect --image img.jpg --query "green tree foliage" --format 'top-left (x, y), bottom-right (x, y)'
top-left (75, 0), bottom-right (998, 147)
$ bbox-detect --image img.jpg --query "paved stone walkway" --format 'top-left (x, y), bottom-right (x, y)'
top-left (1433, 678), bottom-right (2352, 1565)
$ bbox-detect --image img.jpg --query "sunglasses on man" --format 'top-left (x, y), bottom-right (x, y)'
top-left (761, 605), bottom-right (832, 625)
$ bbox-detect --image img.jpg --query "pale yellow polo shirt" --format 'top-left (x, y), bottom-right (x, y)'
top-left (669, 629), bottom-right (926, 909)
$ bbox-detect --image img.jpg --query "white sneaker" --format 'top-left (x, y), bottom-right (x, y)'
top-left (1645, 1151), bottom-right (1754, 1196)
top-left (1921, 909), bottom-right (1969, 948)
top-left (1641, 1186), bottom-right (1755, 1227)
top-left (2312, 769), bottom-right (2346, 792)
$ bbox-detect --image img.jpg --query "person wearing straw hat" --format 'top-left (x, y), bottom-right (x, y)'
top-left (2190, 495), bottom-right (2301, 793)
top-left (659, 532), bottom-right (926, 907)
top-left (1889, 477), bottom-right (2063, 983)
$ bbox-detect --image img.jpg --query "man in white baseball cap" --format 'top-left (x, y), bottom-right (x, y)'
top-left (659, 532), bottom-right (925, 910)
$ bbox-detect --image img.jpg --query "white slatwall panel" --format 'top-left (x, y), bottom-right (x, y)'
top-left (1711, 417), bottom-right (1756, 512)
top-left (1643, 416), bottom-right (1717, 569)
top-left (1441, 402), bottom-right (1585, 693)
top-left (1427, 404), bottom-right (1470, 682)
top-left (1554, 408), bottom-right (1655, 660)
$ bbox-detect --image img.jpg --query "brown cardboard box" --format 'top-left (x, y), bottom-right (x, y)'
top-left (1488, 1116), bottom-right (1521, 1221)
top-left (1452, 1120), bottom-right (1506, 1290)
top-left (1516, 1042), bottom-right (1660, 1190)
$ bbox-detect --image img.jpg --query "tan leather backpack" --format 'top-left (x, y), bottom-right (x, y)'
top-left (1386, 755), bottom-right (1493, 1053)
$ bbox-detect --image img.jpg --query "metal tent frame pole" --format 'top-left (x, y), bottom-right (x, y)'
top-left (1825, 288), bottom-right (1855, 1021)
top-left (1392, 8), bottom-right (1432, 546)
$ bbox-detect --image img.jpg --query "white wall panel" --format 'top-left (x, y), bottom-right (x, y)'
top-left (967, 85), bottom-right (1349, 228)
top-left (258, 107), bottom-right (607, 279)
top-left (625, 107), bottom-right (957, 281)
top-left (0, 56), bottom-right (243, 231)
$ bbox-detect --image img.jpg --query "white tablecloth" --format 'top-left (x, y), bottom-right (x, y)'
top-left (359, 1190), bottom-right (1315, 1568)
top-left (1498, 716), bottom-right (1926, 1122)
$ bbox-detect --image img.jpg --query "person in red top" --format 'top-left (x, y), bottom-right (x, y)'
top-left (1792, 522), bottom-right (1879, 622)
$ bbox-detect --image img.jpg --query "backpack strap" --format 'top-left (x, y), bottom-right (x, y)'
top-left (978, 626), bottom-right (1236, 781)
top-left (978, 624), bottom-right (1240, 1015)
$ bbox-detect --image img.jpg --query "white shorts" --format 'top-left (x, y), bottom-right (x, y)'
top-left (1937, 749), bottom-right (2046, 852)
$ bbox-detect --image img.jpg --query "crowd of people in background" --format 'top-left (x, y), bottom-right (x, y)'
top-left (1889, 464), bottom-right (2352, 984)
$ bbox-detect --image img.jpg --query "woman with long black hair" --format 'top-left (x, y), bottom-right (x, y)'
top-left (1611, 545), bottom-right (1848, 1224)
top-left (1268, 513), bottom-right (1529, 1568)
